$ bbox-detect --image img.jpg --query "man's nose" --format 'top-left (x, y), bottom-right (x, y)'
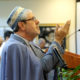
top-left (35, 19), bottom-right (39, 24)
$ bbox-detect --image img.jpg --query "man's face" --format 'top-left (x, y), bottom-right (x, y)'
top-left (40, 42), bottom-right (46, 49)
top-left (24, 12), bottom-right (40, 37)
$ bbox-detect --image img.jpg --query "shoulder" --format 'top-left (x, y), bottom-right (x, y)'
top-left (2, 39), bottom-right (28, 55)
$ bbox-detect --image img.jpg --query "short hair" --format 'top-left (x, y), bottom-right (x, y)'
top-left (7, 6), bottom-right (32, 32)
top-left (4, 30), bottom-right (13, 40)
top-left (38, 38), bottom-right (46, 44)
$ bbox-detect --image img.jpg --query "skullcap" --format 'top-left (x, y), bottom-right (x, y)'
top-left (7, 6), bottom-right (26, 30)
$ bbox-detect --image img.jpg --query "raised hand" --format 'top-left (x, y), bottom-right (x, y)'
top-left (54, 20), bottom-right (71, 45)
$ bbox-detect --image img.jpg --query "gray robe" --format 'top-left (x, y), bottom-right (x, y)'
top-left (0, 34), bottom-right (64, 80)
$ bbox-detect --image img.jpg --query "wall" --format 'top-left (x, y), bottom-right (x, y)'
top-left (0, 0), bottom-right (76, 53)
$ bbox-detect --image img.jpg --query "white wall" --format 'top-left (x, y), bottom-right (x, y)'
top-left (0, 0), bottom-right (76, 53)
top-left (77, 2), bottom-right (80, 54)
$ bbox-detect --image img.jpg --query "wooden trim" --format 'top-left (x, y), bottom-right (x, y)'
top-left (39, 23), bottom-right (64, 27)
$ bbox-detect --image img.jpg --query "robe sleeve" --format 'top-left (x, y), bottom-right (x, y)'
top-left (1, 44), bottom-right (25, 80)
top-left (40, 41), bottom-right (64, 72)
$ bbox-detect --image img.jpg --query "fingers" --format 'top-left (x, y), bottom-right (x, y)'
top-left (66, 20), bottom-right (71, 33)
top-left (55, 20), bottom-right (71, 34)
top-left (56, 24), bottom-right (60, 32)
top-left (65, 20), bottom-right (71, 29)
top-left (63, 20), bottom-right (71, 33)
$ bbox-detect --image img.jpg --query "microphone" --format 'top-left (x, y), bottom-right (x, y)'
top-left (53, 48), bottom-right (67, 68)
top-left (78, 29), bottom-right (80, 31)
top-left (66, 29), bottom-right (80, 39)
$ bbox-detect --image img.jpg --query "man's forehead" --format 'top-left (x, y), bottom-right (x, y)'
top-left (26, 12), bottom-right (34, 18)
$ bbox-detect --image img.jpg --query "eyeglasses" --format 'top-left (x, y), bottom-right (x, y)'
top-left (20, 17), bottom-right (37, 22)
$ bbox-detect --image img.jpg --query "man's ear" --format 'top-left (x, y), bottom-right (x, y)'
top-left (18, 22), bottom-right (25, 31)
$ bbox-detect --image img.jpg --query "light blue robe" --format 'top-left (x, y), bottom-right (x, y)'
top-left (0, 34), bottom-right (64, 80)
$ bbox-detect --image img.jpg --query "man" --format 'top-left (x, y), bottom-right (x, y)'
top-left (0, 6), bottom-right (70, 80)
top-left (4, 30), bottom-right (13, 41)
top-left (38, 38), bottom-right (46, 49)
top-left (0, 30), bottom-right (13, 57)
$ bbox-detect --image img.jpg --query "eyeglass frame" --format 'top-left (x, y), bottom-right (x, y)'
top-left (20, 17), bottom-right (37, 22)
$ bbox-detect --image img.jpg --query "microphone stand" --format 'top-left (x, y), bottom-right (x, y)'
top-left (60, 67), bottom-right (63, 80)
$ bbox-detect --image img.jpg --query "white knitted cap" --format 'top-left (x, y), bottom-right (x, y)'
top-left (7, 6), bottom-right (26, 30)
